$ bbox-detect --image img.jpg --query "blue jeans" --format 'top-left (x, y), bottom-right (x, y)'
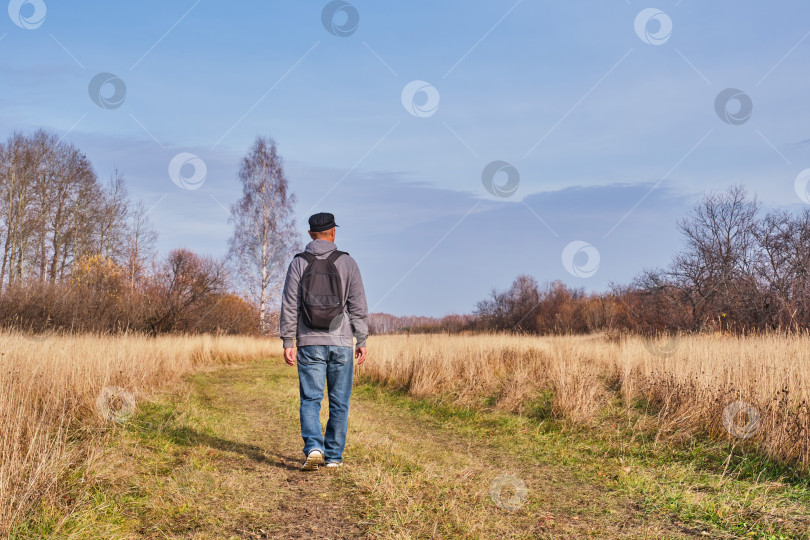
top-left (296, 345), bottom-right (354, 463)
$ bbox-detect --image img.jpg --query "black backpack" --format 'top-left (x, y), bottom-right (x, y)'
top-left (294, 250), bottom-right (349, 330)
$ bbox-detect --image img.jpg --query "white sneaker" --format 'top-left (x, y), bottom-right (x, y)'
top-left (325, 461), bottom-right (343, 469)
top-left (301, 449), bottom-right (325, 471)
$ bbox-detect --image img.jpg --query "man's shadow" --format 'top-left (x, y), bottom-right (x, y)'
top-left (142, 422), bottom-right (301, 471)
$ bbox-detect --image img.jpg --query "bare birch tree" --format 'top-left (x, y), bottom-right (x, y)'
top-left (124, 199), bottom-right (158, 289)
top-left (227, 136), bottom-right (299, 333)
top-left (98, 170), bottom-right (130, 262)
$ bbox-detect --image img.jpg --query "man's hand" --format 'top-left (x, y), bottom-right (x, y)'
top-left (355, 346), bottom-right (367, 364)
top-left (284, 347), bottom-right (296, 366)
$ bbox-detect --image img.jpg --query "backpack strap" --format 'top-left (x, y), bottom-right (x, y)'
top-left (294, 251), bottom-right (348, 265)
top-left (294, 252), bottom-right (316, 264)
top-left (326, 250), bottom-right (348, 263)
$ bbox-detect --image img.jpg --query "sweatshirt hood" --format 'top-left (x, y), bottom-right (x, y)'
top-left (304, 239), bottom-right (337, 256)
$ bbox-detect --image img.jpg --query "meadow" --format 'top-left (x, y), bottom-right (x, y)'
top-left (361, 332), bottom-right (810, 470)
top-left (3, 331), bottom-right (810, 537)
top-left (0, 332), bottom-right (275, 535)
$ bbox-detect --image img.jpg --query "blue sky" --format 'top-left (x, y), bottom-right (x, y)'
top-left (2, 0), bottom-right (810, 316)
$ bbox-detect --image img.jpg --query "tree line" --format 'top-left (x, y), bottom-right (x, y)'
top-left (373, 185), bottom-right (810, 336)
top-left (0, 129), bottom-right (273, 335)
top-left (3, 129), bottom-right (807, 338)
top-left (0, 130), bottom-right (139, 286)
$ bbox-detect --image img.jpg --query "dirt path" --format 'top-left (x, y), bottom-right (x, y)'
top-left (63, 358), bottom-right (708, 539)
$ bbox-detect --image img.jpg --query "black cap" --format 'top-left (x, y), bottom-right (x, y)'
top-left (308, 212), bottom-right (339, 233)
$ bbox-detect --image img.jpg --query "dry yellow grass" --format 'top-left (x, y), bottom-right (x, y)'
top-left (4, 330), bottom-right (809, 536)
top-left (0, 331), bottom-right (275, 534)
top-left (360, 332), bottom-right (810, 468)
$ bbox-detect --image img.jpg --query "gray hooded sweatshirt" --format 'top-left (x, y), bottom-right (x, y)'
top-left (279, 239), bottom-right (368, 349)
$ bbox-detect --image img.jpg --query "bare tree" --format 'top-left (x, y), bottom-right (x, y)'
top-left (228, 137), bottom-right (300, 334)
top-left (30, 129), bottom-right (59, 283)
top-left (124, 199), bottom-right (158, 290)
top-left (97, 170), bottom-right (130, 262)
top-left (0, 132), bottom-right (36, 287)
top-left (145, 249), bottom-right (226, 334)
top-left (669, 184), bottom-right (760, 330)
top-left (755, 208), bottom-right (810, 329)
top-left (474, 274), bottom-right (542, 333)
top-left (48, 146), bottom-right (96, 282)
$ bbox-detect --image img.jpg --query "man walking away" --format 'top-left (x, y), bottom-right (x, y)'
top-left (280, 212), bottom-right (368, 471)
